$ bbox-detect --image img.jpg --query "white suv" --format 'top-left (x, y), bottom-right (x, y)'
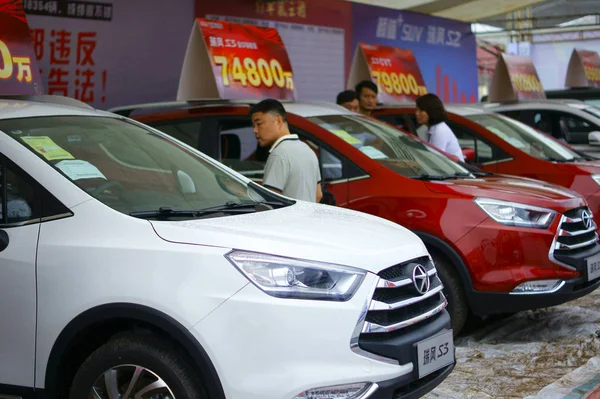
top-left (0, 95), bottom-right (454, 399)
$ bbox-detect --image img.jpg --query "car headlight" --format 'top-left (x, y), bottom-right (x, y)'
top-left (474, 198), bottom-right (556, 229)
top-left (225, 250), bottom-right (366, 301)
top-left (592, 175), bottom-right (600, 186)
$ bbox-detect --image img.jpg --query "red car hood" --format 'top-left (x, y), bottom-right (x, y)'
top-left (555, 161), bottom-right (600, 175)
top-left (425, 175), bottom-right (586, 212)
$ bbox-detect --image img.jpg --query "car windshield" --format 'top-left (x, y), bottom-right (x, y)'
top-left (466, 113), bottom-right (581, 162)
top-left (308, 114), bottom-right (472, 179)
top-left (0, 116), bottom-right (288, 218)
top-left (583, 105), bottom-right (600, 119)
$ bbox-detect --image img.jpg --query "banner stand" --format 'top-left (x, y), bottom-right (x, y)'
top-left (565, 49), bottom-right (600, 88)
top-left (346, 43), bottom-right (427, 103)
top-left (488, 54), bottom-right (545, 102)
top-left (177, 18), bottom-right (296, 101)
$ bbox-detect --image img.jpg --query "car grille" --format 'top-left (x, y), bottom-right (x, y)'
top-left (553, 207), bottom-right (598, 255)
top-left (361, 256), bottom-right (447, 334)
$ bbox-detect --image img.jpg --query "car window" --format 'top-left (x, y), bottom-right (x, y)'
top-left (446, 121), bottom-right (507, 164)
top-left (154, 120), bottom-right (201, 148)
top-left (217, 118), bottom-right (266, 182)
top-left (583, 106), bottom-right (600, 120)
top-left (560, 113), bottom-right (593, 132)
top-left (467, 114), bottom-right (578, 162)
top-left (308, 114), bottom-right (472, 179)
top-left (0, 116), bottom-right (280, 218)
top-left (0, 157), bottom-right (41, 225)
top-left (585, 100), bottom-right (600, 108)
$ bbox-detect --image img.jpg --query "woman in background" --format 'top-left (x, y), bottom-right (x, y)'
top-left (415, 93), bottom-right (465, 162)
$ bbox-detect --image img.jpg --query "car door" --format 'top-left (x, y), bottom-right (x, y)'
top-left (0, 154), bottom-right (40, 389)
top-left (289, 127), bottom-right (365, 207)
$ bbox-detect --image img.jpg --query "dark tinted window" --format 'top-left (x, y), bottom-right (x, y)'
top-left (446, 121), bottom-right (510, 164)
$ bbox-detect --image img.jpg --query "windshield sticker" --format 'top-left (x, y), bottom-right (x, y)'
top-left (360, 146), bottom-right (388, 159)
top-left (55, 160), bottom-right (107, 181)
top-left (20, 136), bottom-right (75, 161)
top-left (329, 129), bottom-right (362, 145)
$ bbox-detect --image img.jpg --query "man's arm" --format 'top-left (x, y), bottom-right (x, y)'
top-left (263, 154), bottom-right (289, 194)
top-left (316, 183), bottom-right (323, 203)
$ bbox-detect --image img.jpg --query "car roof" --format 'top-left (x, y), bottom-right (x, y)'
top-left (109, 99), bottom-right (356, 119)
top-left (376, 102), bottom-right (489, 117)
top-left (480, 98), bottom-right (590, 111)
top-left (0, 95), bottom-right (114, 120)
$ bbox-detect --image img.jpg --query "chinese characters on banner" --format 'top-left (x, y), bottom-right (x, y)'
top-left (352, 4), bottom-right (478, 103)
top-left (352, 43), bottom-right (427, 103)
top-left (22, 0), bottom-right (112, 20)
top-left (374, 14), bottom-right (462, 48)
top-left (255, 0), bottom-right (306, 19)
top-left (0, 0), bottom-right (43, 95)
top-left (30, 27), bottom-right (107, 103)
top-left (197, 18), bottom-right (296, 100)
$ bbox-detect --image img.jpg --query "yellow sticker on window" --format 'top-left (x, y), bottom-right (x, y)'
top-left (330, 129), bottom-right (362, 145)
top-left (21, 136), bottom-right (75, 161)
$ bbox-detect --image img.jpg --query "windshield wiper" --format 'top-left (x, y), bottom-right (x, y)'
top-left (452, 172), bottom-right (474, 179)
top-left (410, 174), bottom-right (452, 180)
top-left (547, 157), bottom-right (571, 163)
top-left (130, 207), bottom-right (213, 220)
top-left (198, 200), bottom-right (287, 212)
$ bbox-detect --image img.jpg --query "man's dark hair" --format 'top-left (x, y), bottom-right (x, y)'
top-left (355, 80), bottom-right (378, 96)
top-left (336, 90), bottom-right (357, 105)
top-left (249, 98), bottom-right (287, 122)
top-left (416, 93), bottom-right (448, 125)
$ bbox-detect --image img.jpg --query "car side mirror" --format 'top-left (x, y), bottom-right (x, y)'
top-left (589, 132), bottom-right (600, 146)
top-left (462, 148), bottom-right (476, 162)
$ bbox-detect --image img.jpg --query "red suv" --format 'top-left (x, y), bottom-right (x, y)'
top-left (373, 104), bottom-right (600, 227)
top-left (111, 100), bottom-right (600, 334)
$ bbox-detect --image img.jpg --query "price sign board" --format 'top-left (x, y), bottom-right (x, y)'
top-left (489, 54), bottom-right (545, 102)
top-left (178, 18), bottom-right (296, 101)
top-left (565, 49), bottom-right (600, 88)
top-left (0, 0), bottom-right (43, 95)
top-left (348, 43), bottom-right (427, 103)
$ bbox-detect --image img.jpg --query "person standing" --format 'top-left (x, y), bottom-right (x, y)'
top-left (250, 99), bottom-right (323, 203)
top-left (336, 90), bottom-right (359, 112)
top-left (415, 93), bottom-right (465, 162)
top-left (355, 80), bottom-right (378, 116)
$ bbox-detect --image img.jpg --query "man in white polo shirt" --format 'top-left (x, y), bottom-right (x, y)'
top-left (250, 99), bottom-right (323, 203)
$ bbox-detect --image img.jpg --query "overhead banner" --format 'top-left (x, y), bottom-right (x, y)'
top-left (178, 18), bottom-right (296, 101)
top-left (0, 0), bottom-right (43, 95)
top-left (351, 4), bottom-right (478, 103)
top-left (488, 54), bottom-right (546, 102)
top-left (565, 49), bottom-right (600, 88)
top-left (348, 43), bottom-right (426, 102)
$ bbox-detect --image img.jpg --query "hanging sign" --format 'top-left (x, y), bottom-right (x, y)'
top-left (488, 54), bottom-right (545, 101)
top-left (0, 0), bottom-right (43, 96)
top-left (565, 49), bottom-right (600, 88)
top-left (347, 43), bottom-right (427, 102)
top-left (178, 18), bottom-right (296, 101)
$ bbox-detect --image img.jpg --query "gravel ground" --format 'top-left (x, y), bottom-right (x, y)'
top-left (423, 288), bottom-right (600, 399)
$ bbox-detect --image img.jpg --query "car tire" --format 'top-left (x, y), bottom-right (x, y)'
top-left (430, 251), bottom-right (469, 336)
top-left (69, 334), bottom-right (207, 399)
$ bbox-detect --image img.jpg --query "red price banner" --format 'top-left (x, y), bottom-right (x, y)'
top-left (0, 0), bottom-right (42, 95)
top-left (199, 18), bottom-right (295, 100)
top-left (360, 43), bottom-right (427, 102)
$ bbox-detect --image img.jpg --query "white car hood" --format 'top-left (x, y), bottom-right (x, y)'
top-left (150, 202), bottom-right (428, 274)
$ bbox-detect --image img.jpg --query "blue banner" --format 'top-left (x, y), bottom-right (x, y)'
top-left (351, 4), bottom-right (478, 103)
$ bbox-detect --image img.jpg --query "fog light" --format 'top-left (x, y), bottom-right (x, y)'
top-left (511, 279), bottom-right (565, 294)
top-left (293, 382), bottom-right (376, 399)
